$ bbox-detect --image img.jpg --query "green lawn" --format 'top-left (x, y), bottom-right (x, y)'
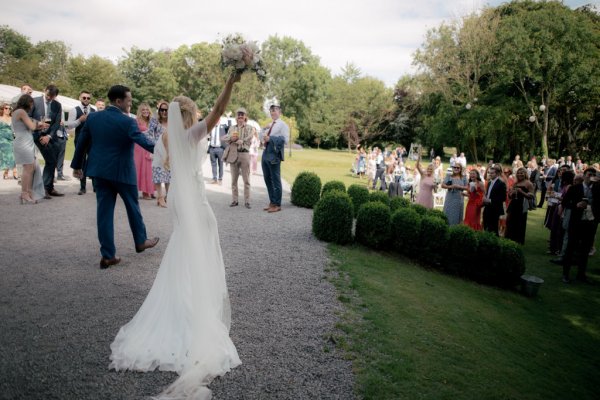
top-left (283, 149), bottom-right (600, 400)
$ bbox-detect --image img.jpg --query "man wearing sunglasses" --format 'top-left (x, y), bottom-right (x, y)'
top-left (66, 91), bottom-right (95, 194)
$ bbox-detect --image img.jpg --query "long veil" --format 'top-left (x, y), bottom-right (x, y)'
top-left (109, 102), bottom-right (240, 400)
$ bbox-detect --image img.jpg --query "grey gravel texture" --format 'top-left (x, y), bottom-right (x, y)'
top-left (0, 161), bottom-right (355, 400)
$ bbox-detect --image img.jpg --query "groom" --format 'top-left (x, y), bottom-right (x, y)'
top-left (71, 85), bottom-right (159, 269)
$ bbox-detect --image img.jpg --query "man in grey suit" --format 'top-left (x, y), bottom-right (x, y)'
top-left (71, 85), bottom-right (159, 269)
top-left (260, 102), bottom-right (289, 213)
top-left (31, 84), bottom-right (64, 198)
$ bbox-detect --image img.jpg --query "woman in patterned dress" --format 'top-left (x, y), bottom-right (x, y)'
top-left (149, 100), bottom-right (170, 207)
top-left (442, 163), bottom-right (468, 225)
top-left (0, 102), bottom-right (17, 180)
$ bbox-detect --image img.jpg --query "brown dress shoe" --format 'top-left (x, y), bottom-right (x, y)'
top-left (268, 205), bottom-right (282, 213)
top-left (263, 203), bottom-right (274, 211)
top-left (135, 237), bottom-right (160, 253)
top-left (100, 257), bottom-right (121, 269)
top-left (47, 189), bottom-right (64, 197)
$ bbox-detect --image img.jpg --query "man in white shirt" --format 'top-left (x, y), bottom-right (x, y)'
top-left (260, 103), bottom-right (289, 213)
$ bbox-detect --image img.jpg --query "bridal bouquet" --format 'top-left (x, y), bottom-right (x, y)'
top-left (221, 34), bottom-right (267, 82)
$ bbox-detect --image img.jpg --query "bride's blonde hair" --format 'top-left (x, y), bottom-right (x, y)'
top-left (172, 96), bottom-right (198, 130)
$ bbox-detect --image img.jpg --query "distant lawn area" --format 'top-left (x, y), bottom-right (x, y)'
top-left (283, 148), bottom-right (600, 400)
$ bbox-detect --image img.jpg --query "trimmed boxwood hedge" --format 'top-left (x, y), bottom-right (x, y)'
top-left (312, 190), bottom-right (353, 244)
top-left (291, 171), bottom-right (321, 208)
top-left (445, 225), bottom-right (478, 276)
top-left (321, 180), bottom-right (346, 197)
top-left (411, 203), bottom-right (428, 216)
top-left (418, 216), bottom-right (448, 266)
top-left (390, 196), bottom-right (411, 212)
top-left (368, 190), bottom-right (390, 207)
top-left (347, 184), bottom-right (370, 216)
top-left (391, 208), bottom-right (422, 258)
top-left (355, 201), bottom-right (391, 249)
top-left (426, 208), bottom-right (448, 224)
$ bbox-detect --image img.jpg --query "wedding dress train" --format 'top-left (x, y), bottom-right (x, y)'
top-left (109, 102), bottom-right (241, 399)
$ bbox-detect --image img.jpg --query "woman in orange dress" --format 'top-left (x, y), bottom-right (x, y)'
top-left (463, 169), bottom-right (485, 230)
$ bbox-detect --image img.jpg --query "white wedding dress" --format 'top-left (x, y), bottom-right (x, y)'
top-left (109, 102), bottom-right (241, 399)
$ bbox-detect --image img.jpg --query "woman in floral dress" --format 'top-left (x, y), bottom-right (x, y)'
top-left (149, 100), bottom-right (170, 207)
top-left (0, 103), bottom-right (17, 180)
top-left (442, 163), bottom-right (468, 225)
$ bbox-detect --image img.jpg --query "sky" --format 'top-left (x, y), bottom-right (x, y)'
top-left (2, 0), bottom-right (594, 87)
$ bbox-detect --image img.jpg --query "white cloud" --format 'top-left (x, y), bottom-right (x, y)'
top-left (2, 0), bottom-right (590, 87)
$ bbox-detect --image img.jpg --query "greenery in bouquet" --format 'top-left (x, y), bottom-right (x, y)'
top-left (220, 34), bottom-right (266, 82)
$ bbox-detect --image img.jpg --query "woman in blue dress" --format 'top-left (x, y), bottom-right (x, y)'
top-left (442, 164), bottom-right (468, 225)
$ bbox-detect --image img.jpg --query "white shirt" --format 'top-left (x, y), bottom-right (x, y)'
top-left (260, 118), bottom-right (289, 144)
top-left (486, 177), bottom-right (499, 199)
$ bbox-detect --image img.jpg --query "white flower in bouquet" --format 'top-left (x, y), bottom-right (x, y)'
top-left (221, 34), bottom-right (266, 83)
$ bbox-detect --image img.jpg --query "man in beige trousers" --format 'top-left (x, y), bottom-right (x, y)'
top-left (223, 107), bottom-right (255, 209)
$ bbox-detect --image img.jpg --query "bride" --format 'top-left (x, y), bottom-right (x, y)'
top-left (109, 71), bottom-right (242, 399)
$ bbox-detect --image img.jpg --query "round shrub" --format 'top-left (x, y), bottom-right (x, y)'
top-left (312, 190), bottom-right (353, 244)
top-left (368, 190), bottom-right (390, 207)
top-left (321, 180), bottom-right (346, 197)
top-left (426, 208), bottom-right (448, 224)
top-left (347, 184), bottom-right (370, 216)
top-left (411, 203), bottom-right (428, 216)
top-left (418, 216), bottom-right (449, 267)
top-left (444, 225), bottom-right (478, 277)
top-left (291, 171), bottom-right (322, 208)
top-left (390, 196), bottom-right (411, 212)
top-left (472, 231), bottom-right (501, 283)
top-left (355, 202), bottom-right (391, 249)
top-left (391, 208), bottom-right (422, 257)
top-left (496, 238), bottom-right (526, 288)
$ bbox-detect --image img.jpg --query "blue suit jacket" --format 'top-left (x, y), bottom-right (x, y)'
top-left (262, 136), bottom-right (286, 164)
top-left (70, 106), bottom-right (154, 185)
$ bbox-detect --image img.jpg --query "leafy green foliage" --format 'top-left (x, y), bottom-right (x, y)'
top-left (312, 191), bottom-right (353, 244)
top-left (425, 208), bottom-right (448, 223)
top-left (445, 225), bottom-right (478, 276)
top-left (418, 216), bottom-right (449, 266)
top-left (290, 171), bottom-right (321, 208)
top-left (321, 180), bottom-right (346, 197)
top-left (390, 196), bottom-right (411, 212)
top-left (355, 202), bottom-right (391, 249)
top-left (368, 191), bottom-right (390, 207)
top-left (347, 184), bottom-right (370, 217)
top-left (391, 208), bottom-right (422, 257)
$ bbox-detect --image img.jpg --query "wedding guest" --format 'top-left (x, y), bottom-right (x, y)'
top-left (222, 107), bottom-right (254, 209)
top-left (11, 84), bottom-right (32, 108)
top-left (11, 95), bottom-right (48, 203)
top-left (65, 91), bottom-right (95, 195)
top-left (414, 154), bottom-right (436, 209)
top-left (463, 169), bottom-right (485, 230)
top-left (134, 103), bottom-right (154, 200)
top-left (260, 102), bottom-right (289, 213)
top-left (559, 168), bottom-right (597, 283)
top-left (442, 163), bottom-right (467, 225)
top-left (433, 156), bottom-right (444, 184)
top-left (31, 84), bottom-right (64, 198)
top-left (505, 167), bottom-right (535, 244)
top-left (366, 150), bottom-right (377, 189)
top-left (512, 154), bottom-right (524, 175)
top-left (548, 171), bottom-right (575, 260)
top-left (249, 129), bottom-right (260, 174)
top-left (0, 103), bottom-right (17, 180)
top-left (94, 99), bottom-right (106, 111)
top-left (482, 164), bottom-right (507, 235)
top-left (208, 117), bottom-right (226, 184)
top-left (149, 100), bottom-right (170, 208)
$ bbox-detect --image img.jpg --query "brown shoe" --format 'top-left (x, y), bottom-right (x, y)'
top-left (263, 203), bottom-right (274, 211)
top-left (100, 257), bottom-right (121, 269)
top-left (135, 237), bottom-right (159, 253)
top-left (267, 206), bottom-right (282, 213)
top-left (47, 189), bottom-right (64, 197)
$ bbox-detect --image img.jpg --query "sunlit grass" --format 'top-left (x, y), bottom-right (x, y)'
top-left (284, 148), bottom-right (600, 400)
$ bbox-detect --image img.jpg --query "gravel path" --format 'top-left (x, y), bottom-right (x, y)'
top-left (0, 160), bottom-right (355, 400)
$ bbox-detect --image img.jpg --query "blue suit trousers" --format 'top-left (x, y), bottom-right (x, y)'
top-left (262, 158), bottom-right (282, 206)
top-left (95, 178), bottom-right (147, 259)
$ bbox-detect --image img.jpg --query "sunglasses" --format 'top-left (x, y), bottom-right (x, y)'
top-left (81, 96), bottom-right (91, 100)
top-left (159, 108), bottom-right (168, 112)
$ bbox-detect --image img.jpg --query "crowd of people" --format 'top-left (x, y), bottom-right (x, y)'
top-left (353, 147), bottom-right (599, 283)
top-left (0, 83), bottom-right (289, 214)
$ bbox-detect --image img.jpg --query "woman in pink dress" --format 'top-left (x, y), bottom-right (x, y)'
top-left (463, 169), bottom-right (485, 230)
top-left (415, 155), bottom-right (436, 208)
top-left (134, 103), bottom-right (154, 199)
